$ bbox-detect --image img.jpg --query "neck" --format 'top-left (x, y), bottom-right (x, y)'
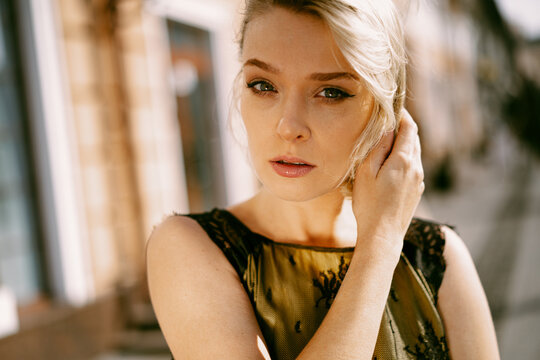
top-left (232, 188), bottom-right (357, 247)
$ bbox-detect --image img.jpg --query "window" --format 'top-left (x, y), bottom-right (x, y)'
top-left (0, 0), bottom-right (46, 306)
top-left (167, 20), bottom-right (227, 212)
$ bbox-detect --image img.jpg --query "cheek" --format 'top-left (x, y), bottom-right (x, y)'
top-left (241, 91), bottom-right (282, 137)
top-left (315, 106), bottom-right (369, 149)
top-left (313, 105), bottom-right (371, 174)
top-left (241, 91), bottom-right (268, 128)
top-left (240, 94), bottom-right (261, 139)
top-left (240, 95), bottom-right (274, 163)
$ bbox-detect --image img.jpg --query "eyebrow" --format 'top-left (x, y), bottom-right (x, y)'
top-left (243, 58), bottom-right (359, 81)
top-left (243, 58), bottom-right (280, 74)
top-left (310, 72), bottom-right (359, 81)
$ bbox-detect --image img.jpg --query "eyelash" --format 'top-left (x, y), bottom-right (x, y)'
top-left (246, 80), bottom-right (354, 103)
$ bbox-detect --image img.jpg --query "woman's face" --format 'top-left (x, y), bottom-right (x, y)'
top-left (240, 7), bottom-right (373, 201)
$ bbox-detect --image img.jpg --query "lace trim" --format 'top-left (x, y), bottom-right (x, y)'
top-left (403, 218), bottom-right (448, 305)
top-left (178, 209), bottom-right (253, 279)
top-left (182, 210), bottom-right (447, 306)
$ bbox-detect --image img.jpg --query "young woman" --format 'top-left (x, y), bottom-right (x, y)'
top-left (146, 1), bottom-right (500, 359)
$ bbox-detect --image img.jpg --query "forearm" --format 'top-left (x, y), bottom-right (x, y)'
top-left (296, 111), bottom-right (422, 359)
top-left (296, 240), bottom-right (399, 360)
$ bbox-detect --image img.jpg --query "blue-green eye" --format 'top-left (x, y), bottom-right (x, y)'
top-left (247, 81), bottom-right (276, 93)
top-left (317, 88), bottom-right (353, 100)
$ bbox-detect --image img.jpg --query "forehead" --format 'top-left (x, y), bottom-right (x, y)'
top-left (241, 7), bottom-right (354, 75)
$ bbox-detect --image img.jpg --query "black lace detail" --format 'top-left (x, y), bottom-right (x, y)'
top-left (404, 321), bottom-right (449, 359)
top-left (177, 209), bottom-right (258, 295)
top-left (289, 254), bottom-right (297, 266)
top-left (402, 218), bottom-right (448, 304)
top-left (312, 256), bottom-right (350, 308)
top-left (390, 288), bottom-right (399, 302)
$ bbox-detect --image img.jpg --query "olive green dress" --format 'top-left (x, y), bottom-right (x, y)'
top-left (184, 209), bottom-right (450, 359)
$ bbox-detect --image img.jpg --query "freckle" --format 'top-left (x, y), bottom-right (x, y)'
top-left (295, 321), bottom-right (301, 333)
top-left (289, 255), bottom-right (296, 266)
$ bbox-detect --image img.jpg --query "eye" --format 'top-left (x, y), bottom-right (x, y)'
top-left (316, 88), bottom-right (354, 101)
top-left (247, 80), bottom-right (276, 94)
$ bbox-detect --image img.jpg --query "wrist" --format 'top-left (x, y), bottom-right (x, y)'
top-left (354, 230), bottom-right (403, 267)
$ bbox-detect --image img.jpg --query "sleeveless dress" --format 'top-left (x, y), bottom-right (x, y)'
top-left (182, 208), bottom-right (450, 360)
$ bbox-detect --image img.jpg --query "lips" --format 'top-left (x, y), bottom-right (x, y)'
top-left (270, 156), bottom-right (315, 178)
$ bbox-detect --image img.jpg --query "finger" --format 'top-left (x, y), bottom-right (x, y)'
top-left (392, 109), bottom-right (418, 156)
top-left (362, 130), bottom-right (394, 175)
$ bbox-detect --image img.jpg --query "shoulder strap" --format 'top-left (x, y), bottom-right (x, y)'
top-left (402, 218), bottom-right (448, 305)
top-left (181, 209), bottom-right (254, 281)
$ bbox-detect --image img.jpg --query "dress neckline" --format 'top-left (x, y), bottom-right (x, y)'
top-left (218, 208), bottom-right (356, 252)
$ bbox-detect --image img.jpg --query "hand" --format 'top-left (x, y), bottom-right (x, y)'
top-left (352, 110), bottom-right (424, 260)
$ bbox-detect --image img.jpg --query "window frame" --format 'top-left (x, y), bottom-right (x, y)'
top-left (14, 0), bottom-right (94, 306)
top-left (144, 0), bottom-right (258, 208)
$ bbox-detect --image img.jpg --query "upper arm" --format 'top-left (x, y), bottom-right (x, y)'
top-left (437, 226), bottom-right (500, 359)
top-left (146, 215), bottom-right (271, 360)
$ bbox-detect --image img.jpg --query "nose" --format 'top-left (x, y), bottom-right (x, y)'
top-left (276, 95), bottom-right (311, 143)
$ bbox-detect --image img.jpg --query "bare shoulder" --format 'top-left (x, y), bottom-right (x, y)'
top-left (146, 214), bottom-right (240, 296)
top-left (146, 214), bottom-right (208, 252)
top-left (438, 226), bottom-right (500, 359)
top-left (146, 214), bottom-right (269, 359)
top-left (440, 225), bottom-right (471, 264)
top-left (146, 215), bottom-right (232, 284)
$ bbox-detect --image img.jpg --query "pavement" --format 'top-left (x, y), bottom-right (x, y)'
top-left (93, 129), bottom-right (540, 359)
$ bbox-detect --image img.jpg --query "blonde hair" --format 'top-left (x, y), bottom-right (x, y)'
top-left (236, 0), bottom-right (407, 196)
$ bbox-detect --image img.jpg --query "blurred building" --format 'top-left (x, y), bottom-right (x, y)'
top-left (0, 0), bottom-right (254, 358)
top-left (404, 0), bottom-right (540, 188)
top-left (0, 0), bottom-right (537, 359)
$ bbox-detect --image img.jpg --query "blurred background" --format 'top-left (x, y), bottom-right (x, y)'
top-left (0, 0), bottom-right (538, 359)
